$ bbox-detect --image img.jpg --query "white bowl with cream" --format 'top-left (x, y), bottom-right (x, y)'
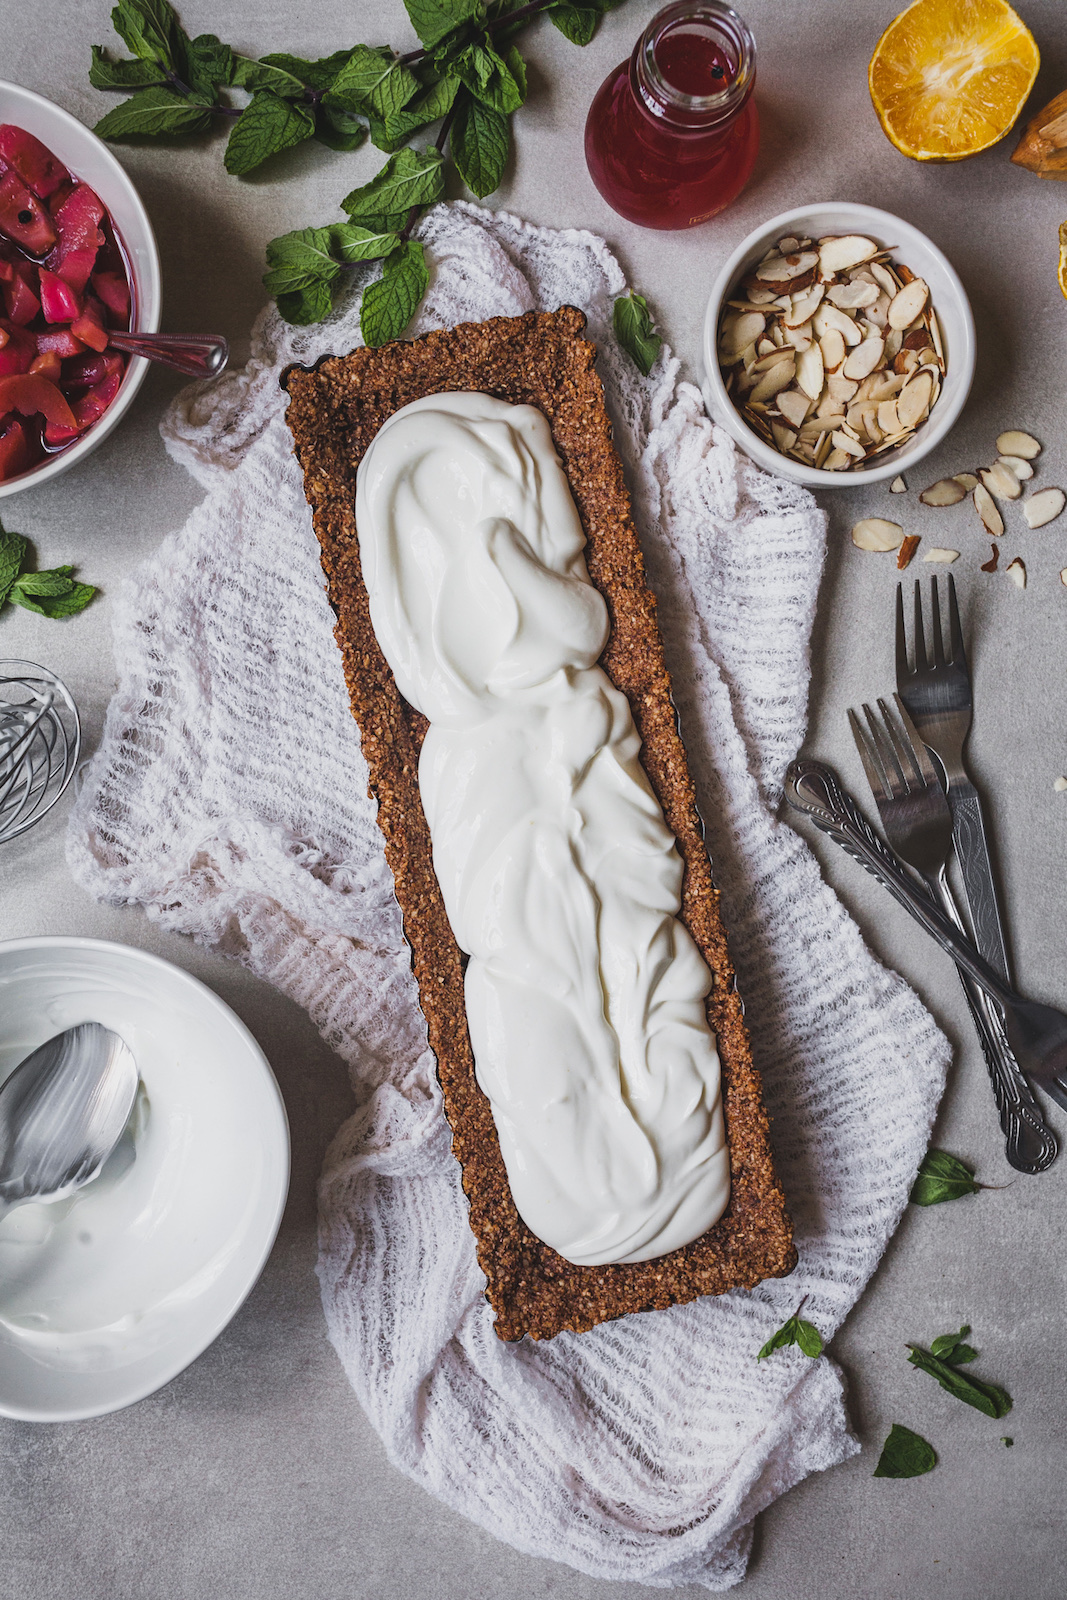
top-left (701, 202), bottom-right (976, 487)
top-left (0, 937), bottom-right (289, 1422)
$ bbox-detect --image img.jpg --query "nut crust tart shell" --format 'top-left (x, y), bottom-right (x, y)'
top-left (282, 306), bottom-right (796, 1341)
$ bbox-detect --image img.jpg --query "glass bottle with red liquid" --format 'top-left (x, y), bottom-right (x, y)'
top-left (584, 1), bottom-right (758, 231)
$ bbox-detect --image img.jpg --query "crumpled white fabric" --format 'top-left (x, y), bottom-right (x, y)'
top-left (66, 201), bottom-right (950, 1589)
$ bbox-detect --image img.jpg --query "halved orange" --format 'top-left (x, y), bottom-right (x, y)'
top-left (1058, 220), bottom-right (1067, 301)
top-left (869, 0), bottom-right (1040, 162)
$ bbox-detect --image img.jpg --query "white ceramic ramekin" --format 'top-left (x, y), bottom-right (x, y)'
top-left (701, 202), bottom-right (975, 488)
top-left (0, 79), bottom-right (162, 499)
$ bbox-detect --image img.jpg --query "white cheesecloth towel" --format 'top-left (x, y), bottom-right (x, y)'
top-left (66, 201), bottom-right (951, 1590)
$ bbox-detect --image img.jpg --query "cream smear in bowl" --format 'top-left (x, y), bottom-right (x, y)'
top-left (0, 938), bottom-right (289, 1421)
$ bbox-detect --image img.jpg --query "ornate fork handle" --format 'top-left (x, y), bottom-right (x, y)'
top-left (785, 758), bottom-right (1058, 1173)
top-left (949, 783), bottom-right (1011, 982)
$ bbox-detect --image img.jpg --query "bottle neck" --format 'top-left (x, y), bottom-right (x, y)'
top-left (632, 1), bottom-right (756, 132)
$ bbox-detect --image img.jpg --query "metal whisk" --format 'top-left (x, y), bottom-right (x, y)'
top-left (0, 662), bottom-right (81, 844)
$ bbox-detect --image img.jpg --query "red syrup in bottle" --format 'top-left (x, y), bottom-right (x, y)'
top-left (584, 1), bottom-right (759, 231)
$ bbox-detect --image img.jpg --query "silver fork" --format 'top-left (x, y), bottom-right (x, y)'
top-left (849, 695), bottom-right (1058, 1173)
top-left (896, 576), bottom-right (1010, 983)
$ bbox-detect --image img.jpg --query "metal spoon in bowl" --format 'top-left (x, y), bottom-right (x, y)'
top-left (0, 1022), bottom-right (139, 1220)
top-left (106, 331), bottom-right (229, 380)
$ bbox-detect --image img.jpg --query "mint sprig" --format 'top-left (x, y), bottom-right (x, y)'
top-left (906, 1327), bottom-right (1012, 1420)
top-left (0, 522), bottom-right (97, 620)
top-left (88, 0), bottom-right (626, 343)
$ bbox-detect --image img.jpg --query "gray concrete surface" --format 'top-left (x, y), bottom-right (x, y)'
top-left (2, 1), bottom-right (1067, 1596)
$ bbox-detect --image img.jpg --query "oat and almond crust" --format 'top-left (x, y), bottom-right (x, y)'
top-left (282, 306), bottom-right (796, 1341)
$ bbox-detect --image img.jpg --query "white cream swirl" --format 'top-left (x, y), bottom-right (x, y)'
top-left (355, 392), bottom-right (729, 1265)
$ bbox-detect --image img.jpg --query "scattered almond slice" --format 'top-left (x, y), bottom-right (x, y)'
top-left (922, 547), bottom-right (959, 563)
top-left (997, 454), bottom-right (1034, 480)
top-left (819, 235), bottom-right (878, 275)
top-left (897, 533), bottom-right (921, 568)
top-left (980, 462), bottom-right (1022, 501)
top-left (981, 543), bottom-right (1000, 572)
top-left (1055, 777), bottom-right (1067, 793)
top-left (955, 472), bottom-right (979, 491)
top-left (890, 474), bottom-right (907, 493)
top-left (1023, 488), bottom-right (1066, 528)
top-left (1061, 568), bottom-right (1067, 587)
top-left (996, 430), bottom-right (1041, 459)
top-left (919, 478), bottom-right (966, 506)
top-left (851, 517), bottom-right (904, 550)
top-left (1006, 557), bottom-right (1026, 588)
top-left (973, 482), bottom-right (1004, 537)
top-left (887, 277), bottom-right (929, 329)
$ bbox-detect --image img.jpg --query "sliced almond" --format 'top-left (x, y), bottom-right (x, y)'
top-left (877, 399), bottom-right (901, 436)
top-left (897, 533), bottom-right (921, 568)
top-left (744, 286), bottom-right (778, 306)
top-left (919, 478), bottom-right (966, 507)
top-left (981, 543), bottom-right (999, 572)
top-left (814, 430), bottom-right (832, 467)
top-left (796, 343), bottom-right (825, 401)
top-left (818, 235), bottom-right (878, 276)
top-left (1022, 487), bottom-right (1066, 528)
top-left (827, 280), bottom-right (879, 309)
top-left (756, 337), bottom-right (777, 357)
top-left (884, 328), bottom-right (904, 360)
top-left (973, 482), bottom-right (1004, 537)
top-left (721, 310), bottom-right (766, 359)
top-left (827, 374), bottom-right (860, 405)
top-left (922, 547), bottom-right (959, 563)
top-left (894, 348), bottom-right (920, 378)
top-left (954, 472), bottom-right (979, 491)
top-left (1061, 569), bottom-right (1067, 587)
top-left (980, 462), bottom-right (1023, 501)
top-left (777, 388), bottom-right (812, 428)
top-left (784, 284), bottom-right (825, 326)
top-left (749, 358), bottom-right (796, 403)
top-left (870, 262), bottom-right (900, 297)
top-left (887, 277), bottom-right (930, 330)
top-left (996, 430), bottom-right (1041, 460)
top-left (896, 370), bottom-right (934, 430)
top-left (928, 310), bottom-right (945, 368)
top-left (997, 454), bottom-right (1034, 480)
top-left (863, 293), bottom-right (891, 329)
top-left (820, 328), bottom-right (846, 372)
top-left (756, 250), bottom-right (818, 282)
top-left (751, 347), bottom-right (794, 373)
top-left (777, 236), bottom-right (800, 254)
top-left (823, 447), bottom-right (852, 471)
top-left (1055, 777), bottom-right (1067, 792)
top-left (784, 321), bottom-right (814, 352)
top-left (890, 475), bottom-right (907, 493)
top-left (771, 421), bottom-right (797, 453)
top-left (832, 429), bottom-right (866, 459)
top-left (1006, 557), bottom-right (1026, 588)
top-left (814, 303), bottom-right (863, 345)
top-left (851, 517), bottom-right (904, 551)
top-left (842, 335), bottom-right (885, 380)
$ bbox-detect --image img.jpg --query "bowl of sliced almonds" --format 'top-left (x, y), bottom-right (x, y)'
top-left (701, 202), bottom-right (975, 487)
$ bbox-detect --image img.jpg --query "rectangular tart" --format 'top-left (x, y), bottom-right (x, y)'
top-left (282, 306), bottom-right (796, 1340)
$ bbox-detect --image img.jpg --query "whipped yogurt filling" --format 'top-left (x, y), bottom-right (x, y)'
top-left (355, 392), bottom-right (730, 1266)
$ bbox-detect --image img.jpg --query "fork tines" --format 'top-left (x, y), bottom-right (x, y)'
top-left (848, 693), bottom-right (941, 804)
top-left (896, 572), bottom-right (966, 680)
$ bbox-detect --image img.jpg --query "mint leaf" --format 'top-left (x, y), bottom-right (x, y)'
top-left (263, 226), bottom-right (344, 295)
top-left (930, 1325), bottom-right (975, 1364)
top-left (342, 148), bottom-right (444, 224)
top-left (231, 55), bottom-right (308, 98)
top-left (403, 0), bottom-right (483, 50)
top-left (0, 526), bottom-right (28, 610)
top-left (613, 292), bottom-right (661, 376)
top-left (224, 91), bottom-right (315, 175)
top-left (873, 1424), bottom-right (937, 1478)
top-left (276, 280), bottom-right (336, 326)
top-left (315, 105), bottom-right (368, 153)
top-left (89, 47), bottom-right (169, 89)
top-left (548, 3), bottom-right (601, 46)
top-left (11, 581), bottom-right (96, 618)
top-left (757, 1306), bottom-right (823, 1361)
top-left (367, 72), bottom-right (460, 153)
top-left (110, 0), bottom-right (184, 70)
top-left (94, 85), bottom-right (213, 140)
top-left (450, 94), bottom-right (509, 197)
top-left (332, 224), bottom-right (402, 264)
top-left (186, 34), bottom-right (236, 92)
top-left (12, 570), bottom-right (75, 597)
top-left (258, 49), bottom-right (356, 92)
top-left (906, 1342), bottom-right (1013, 1419)
top-left (454, 42), bottom-right (525, 114)
top-left (327, 46), bottom-right (419, 121)
top-left (910, 1149), bottom-right (981, 1206)
top-left (360, 240), bottom-right (428, 347)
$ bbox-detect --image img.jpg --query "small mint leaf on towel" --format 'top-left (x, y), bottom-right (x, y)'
top-left (757, 1302), bottom-right (824, 1361)
top-left (613, 292), bottom-right (662, 376)
top-left (360, 240), bottom-right (429, 347)
top-left (873, 1424), bottom-right (937, 1478)
top-left (909, 1148), bottom-right (981, 1205)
